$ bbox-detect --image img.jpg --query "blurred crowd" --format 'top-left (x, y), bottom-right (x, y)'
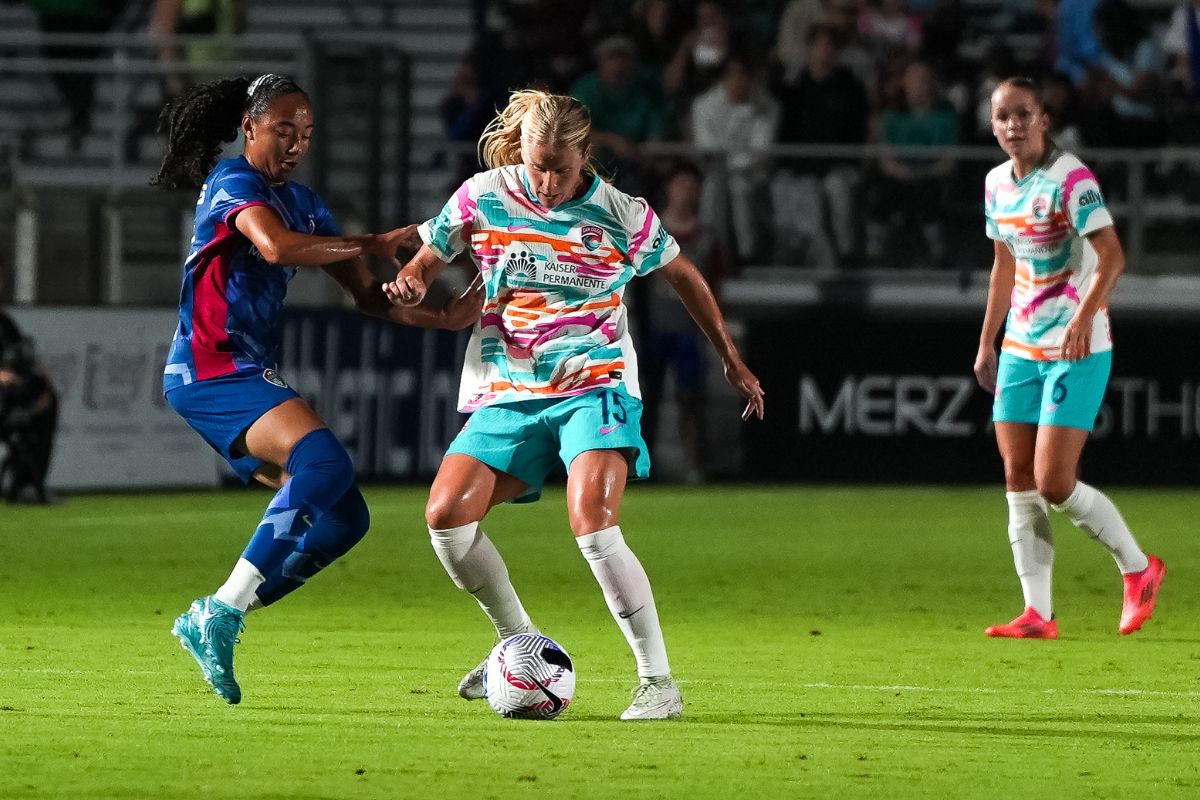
top-left (443, 0), bottom-right (1200, 270)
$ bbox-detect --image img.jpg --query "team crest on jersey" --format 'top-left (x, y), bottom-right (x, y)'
top-left (580, 224), bottom-right (603, 251)
top-left (504, 250), bottom-right (537, 284)
top-left (307, 214), bottom-right (316, 234)
top-left (1031, 197), bottom-right (1050, 220)
top-left (262, 368), bottom-right (288, 388)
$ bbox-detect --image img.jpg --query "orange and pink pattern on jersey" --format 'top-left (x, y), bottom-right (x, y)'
top-left (419, 165), bottom-right (680, 411)
top-left (984, 151), bottom-right (1114, 361)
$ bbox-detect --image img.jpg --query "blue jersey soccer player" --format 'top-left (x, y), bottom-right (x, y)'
top-left (155, 74), bottom-right (482, 703)
top-left (974, 77), bottom-right (1165, 640)
top-left (384, 89), bottom-right (765, 720)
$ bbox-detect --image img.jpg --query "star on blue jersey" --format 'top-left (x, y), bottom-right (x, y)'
top-left (163, 156), bottom-right (339, 391)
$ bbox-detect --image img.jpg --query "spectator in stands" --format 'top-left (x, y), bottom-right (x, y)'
top-left (628, 0), bottom-right (687, 71)
top-left (1042, 71), bottom-right (1086, 151)
top-left (920, 0), bottom-right (968, 107)
top-left (774, 0), bottom-right (829, 85)
top-left (493, 0), bottom-right (592, 91)
top-left (141, 0), bottom-right (246, 163)
top-left (571, 34), bottom-right (666, 194)
top-left (857, 0), bottom-right (923, 61)
top-left (1055, 0), bottom-right (1109, 84)
top-left (825, 0), bottom-right (880, 97)
top-left (148, 0), bottom-right (245, 98)
top-left (1085, 0), bottom-right (1167, 147)
top-left (867, 59), bottom-right (958, 267)
top-left (691, 54), bottom-right (780, 263)
top-left (664, 1), bottom-right (737, 109)
top-left (440, 60), bottom-right (505, 186)
top-left (637, 163), bottom-right (726, 485)
top-left (771, 23), bottom-right (869, 266)
top-left (1163, 0), bottom-right (1200, 98)
top-left (29, 0), bottom-right (126, 151)
top-left (0, 279), bottom-right (57, 504)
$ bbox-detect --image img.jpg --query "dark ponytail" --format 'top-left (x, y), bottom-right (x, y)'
top-left (151, 73), bottom-right (308, 190)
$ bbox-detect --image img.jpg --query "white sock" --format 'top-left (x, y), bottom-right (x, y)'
top-left (576, 526), bottom-right (670, 680)
top-left (429, 522), bottom-right (534, 638)
top-left (1006, 490), bottom-right (1054, 619)
top-left (213, 558), bottom-right (265, 612)
top-left (1052, 481), bottom-right (1150, 575)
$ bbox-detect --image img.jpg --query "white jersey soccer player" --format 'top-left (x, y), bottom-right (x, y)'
top-left (975, 77), bottom-right (1165, 640)
top-left (385, 89), bottom-right (764, 719)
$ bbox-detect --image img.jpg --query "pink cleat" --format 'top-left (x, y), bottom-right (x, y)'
top-left (1119, 554), bottom-right (1166, 635)
top-left (985, 607), bottom-right (1058, 639)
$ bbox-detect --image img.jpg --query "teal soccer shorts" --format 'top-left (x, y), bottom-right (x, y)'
top-left (993, 350), bottom-right (1112, 431)
top-left (445, 386), bottom-right (651, 502)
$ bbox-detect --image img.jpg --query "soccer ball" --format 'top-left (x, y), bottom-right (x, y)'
top-left (483, 633), bottom-right (575, 720)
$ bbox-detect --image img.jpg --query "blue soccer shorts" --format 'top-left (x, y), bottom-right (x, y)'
top-left (165, 367), bottom-right (300, 482)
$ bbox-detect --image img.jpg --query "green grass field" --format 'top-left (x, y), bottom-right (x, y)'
top-left (2, 485), bottom-right (1199, 799)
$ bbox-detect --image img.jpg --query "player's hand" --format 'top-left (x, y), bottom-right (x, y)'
top-left (382, 273), bottom-right (427, 307)
top-left (439, 272), bottom-right (486, 330)
top-left (381, 224), bottom-right (423, 252)
top-left (724, 358), bottom-right (765, 421)
top-left (974, 346), bottom-right (998, 394)
top-left (363, 226), bottom-right (420, 270)
top-left (1059, 316), bottom-right (1091, 362)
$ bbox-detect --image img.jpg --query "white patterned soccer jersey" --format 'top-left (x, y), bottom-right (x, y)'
top-left (984, 150), bottom-right (1115, 361)
top-left (419, 165), bottom-right (680, 411)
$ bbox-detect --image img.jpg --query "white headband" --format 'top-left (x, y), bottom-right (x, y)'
top-left (247, 74), bottom-right (277, 98)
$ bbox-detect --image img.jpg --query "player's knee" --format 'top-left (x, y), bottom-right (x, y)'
top-left (1003, 462), bottom-right (1036, 492)
top-left (286, 428), bottom-right (355, 494)
top-left (568, 502), bottom-right (618, 538)
top-left (1035, 473), bottom-right (1075, 506)
top-left (426, 493), bottom-right (470, 530)
top-left (341, 485), bottom-right (371, 539)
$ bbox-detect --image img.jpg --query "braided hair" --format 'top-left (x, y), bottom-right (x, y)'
top-left (151, 74), bottom-right (308, 190)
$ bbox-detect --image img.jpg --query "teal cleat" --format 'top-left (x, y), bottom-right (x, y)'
top-left (171, 595), bottom-right (245, 704)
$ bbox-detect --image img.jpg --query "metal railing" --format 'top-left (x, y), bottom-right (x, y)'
top-left (5, 31), bottom-right (1200, 303)
top-left (1, 30), bottom-right (413, 305)
top-left (424, 140), bottom-right (1200, 275)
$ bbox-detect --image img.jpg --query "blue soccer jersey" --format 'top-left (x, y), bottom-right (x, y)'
top-left (164, 156), bottom-right (338, 391)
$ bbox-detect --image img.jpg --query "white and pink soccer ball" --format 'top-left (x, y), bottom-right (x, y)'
top-left (483, 633), bottom-right (575, 720)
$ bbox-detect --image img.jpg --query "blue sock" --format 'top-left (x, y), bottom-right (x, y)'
top-left (241, 428), bottom-right (355, 578)
top-left (255, 484), bottom-right (371, 607)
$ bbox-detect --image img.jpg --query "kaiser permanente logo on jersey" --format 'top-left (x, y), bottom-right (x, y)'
top-left (502, 249), bottom-right (614, 291)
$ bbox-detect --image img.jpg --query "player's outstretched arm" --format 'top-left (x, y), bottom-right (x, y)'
top-left (975, 240), bottom-right (1016, 393)
top-left (660, 254), bottom-right (765, 421)
top-left (233, 206), bottom-right (410, 269)
top-left (324, 253), bottom-right (483, 331)
top-left (383, 245), bottom-right (452, 307)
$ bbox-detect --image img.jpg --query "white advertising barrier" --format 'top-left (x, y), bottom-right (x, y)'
top-left (7, 307), bottom-right (219, 490)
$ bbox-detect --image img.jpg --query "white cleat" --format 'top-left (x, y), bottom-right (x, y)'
top-left (457, 654), bottom-right (488, 700)
top-left (620, 676), bottom-right (683, 720)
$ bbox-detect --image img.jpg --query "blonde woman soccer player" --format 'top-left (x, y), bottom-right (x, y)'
top-left (385, 89), bottom-right (765, 719)
top-left (975, 77), bottom-right (1165, 639)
